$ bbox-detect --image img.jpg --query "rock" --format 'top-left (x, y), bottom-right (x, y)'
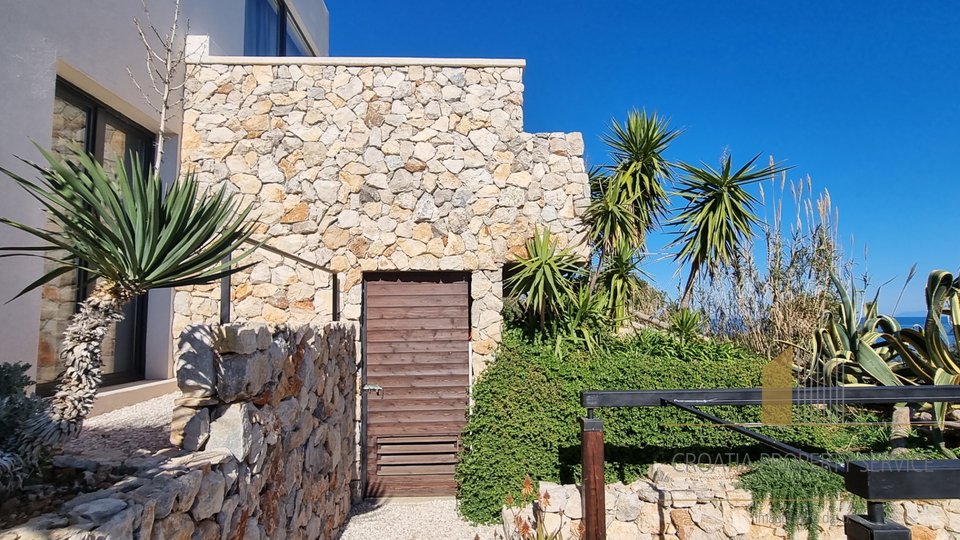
top-left (468, 129), bottom-right (498, 155)
top-left (614, 492), bottom-right (642, 522)
top-left (192, 520), bottom-right (220, 540)
top-left (171, 406), bottom-right (210, 451)
top-left (607, 521), bottom-right (640, 540)
top-left (177, 326), bottom-right (217, 397)
top-left (190, 471), bottom-right (226, 521)
top-left (636, 503), bottom-right (661, 534)
top-left (564, 486), bottom-right (582, 520)
top-left (216, 350), bottom-right (271, 402)
top-left (151, 513), bottom-right (196, 540)
top-left (691, 503), bottom-right (723, 533)
top-left (216, 325), bottom-right (262, 355)
top-left (175, 470), bottom-right (204, 513)
top-left (413, 194), bottom-right (438, 222)
top-left (670, 490), bottom-right (697, 508)
top-left (52, 455), bottom-right (100, 472)
top-left (68, 498), bottom-right (128, 523)
top-left (94, 506), bottom-right (137, 539)
top-left (671, 509), bottom-right (699, 540)
top-left (134, 477), bottom-right (180, 520)
top-left (207, 403), bottom-right (255, 461)
top-left (537, 481), bottom-right (566, 513)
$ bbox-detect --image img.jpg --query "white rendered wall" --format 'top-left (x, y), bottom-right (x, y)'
top-left (0, 0), bottom-right (329, 383)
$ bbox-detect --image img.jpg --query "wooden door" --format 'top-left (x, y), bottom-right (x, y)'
top-left (362, 272), bottom-right (470, 497)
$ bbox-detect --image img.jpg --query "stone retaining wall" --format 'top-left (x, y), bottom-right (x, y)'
top-left (175, 59), bottom-right (591, 374)
top-left (508, 464), bottom-right (960, 540)
top-left (0, 323), bottom-right (357, 540)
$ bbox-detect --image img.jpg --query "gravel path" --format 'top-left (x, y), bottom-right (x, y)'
top-left (61, 392), bottom-right (178, 457)
top-left (59, 395), bottom-right (498, 540)
top-left (339, 499), bottom-right (500, 540)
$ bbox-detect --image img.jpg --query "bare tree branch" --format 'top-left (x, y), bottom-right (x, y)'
top-left (126, 0), bottom-right (187, 168)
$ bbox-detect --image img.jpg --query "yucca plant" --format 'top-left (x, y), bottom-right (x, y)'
top-left (670, 153), bottom-right (791, 309)
top-left (0, 144), bottom-right (257, 483)
top-left (596, 243), bottom-right (651, 326)
top-left (505, 229), bottom-right (583, 332)
top-left (669, 308), bottom-right (704, 344)
top-left (596, 109), bottom-right (682, 241)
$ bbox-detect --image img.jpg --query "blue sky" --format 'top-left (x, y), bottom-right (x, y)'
top-left (327, 1), bottom-right (960, 315)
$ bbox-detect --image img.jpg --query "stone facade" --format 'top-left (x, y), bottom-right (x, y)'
top-left (175, 58), bottom-right (591, 373)
top-left (0, 323), bottom-right (357, 540)
top-left (509, 464), bottom-right (960, 540)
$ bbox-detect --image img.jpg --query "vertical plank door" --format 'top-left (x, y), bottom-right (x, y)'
top-left (363, 272), bottom-right (470, 497)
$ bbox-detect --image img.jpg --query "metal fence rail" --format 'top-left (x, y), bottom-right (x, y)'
top-left (578, 385), bottom-right (960, 540)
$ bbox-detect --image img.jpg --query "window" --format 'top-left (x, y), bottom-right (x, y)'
top-left (38, 80), bottom-right (153, 394)
top-left (244, 0), bottom-right (314, 56)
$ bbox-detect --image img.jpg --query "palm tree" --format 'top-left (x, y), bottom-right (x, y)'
top-left (0, 145), bottom-right (256, 466)
top-left (586, 110), bottom-right (682, 325)
top-left (597, 242), bottom-right (652, 325)
top-left (589, 109), bottom-right (683, 256)
top-left (670, 153), bottom-right (791, 309)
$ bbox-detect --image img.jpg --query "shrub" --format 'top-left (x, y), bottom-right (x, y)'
top-left (456, 329), bottom-right (885, 524)
top-left (0, 363), bottom-right (42, 494)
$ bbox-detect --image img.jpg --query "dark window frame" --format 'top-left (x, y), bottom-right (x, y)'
top-left (244, 0), bottom-right (315, 57)
top-left (38, 79), bottom-right (153, 396)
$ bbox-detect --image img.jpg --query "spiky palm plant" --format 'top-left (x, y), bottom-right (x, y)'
top-left (670, 154), bottom-right (791, 308)
top-left (596, 109), bottom-right (682, 242)
top-left (505, 228), bottom-right (583, 332)
top-left (0, 145), bottom-right (256, 478)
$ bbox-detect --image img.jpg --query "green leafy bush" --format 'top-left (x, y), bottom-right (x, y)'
top-left (456, 329), bottom-right (885, 524)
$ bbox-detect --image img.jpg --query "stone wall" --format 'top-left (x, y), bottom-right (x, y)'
top-left (175, 58), bottom-right (591, 373)
top-left (509, 464), bottom-right (960, 540)
top-left (0, 323), bottom-right (357, 540)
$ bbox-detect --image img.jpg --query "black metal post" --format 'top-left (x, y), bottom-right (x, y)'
top-left (219, 254), bottom-right (231, 324)
top-left (332, 273), bottom-right (340, 321)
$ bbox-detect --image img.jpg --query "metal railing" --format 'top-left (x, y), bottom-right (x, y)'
top-left (218, 239), bottom-right (340, 324)
top-left (579, 386), bottom-right (960, 540)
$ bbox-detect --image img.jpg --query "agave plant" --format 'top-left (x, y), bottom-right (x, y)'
top-left (0, 144), bottom-right (257, 483)
top-left (808, 270), bottom-right (960, 457)
top-left (505, 228), bottom-right (583, 332)
top-left (807, 272), bottom-right (904, 388)
top-left (884, 270), bottom-right (960, 431)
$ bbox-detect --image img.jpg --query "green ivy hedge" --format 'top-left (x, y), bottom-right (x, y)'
top-left (455, 329), bottom-right (880, 524)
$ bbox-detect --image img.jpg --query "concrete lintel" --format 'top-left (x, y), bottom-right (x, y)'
top-left (194, 55), bottom-right (526, 69)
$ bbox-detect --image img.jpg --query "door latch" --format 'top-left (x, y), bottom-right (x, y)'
top-left (362, 383), bottom-right (383, 396)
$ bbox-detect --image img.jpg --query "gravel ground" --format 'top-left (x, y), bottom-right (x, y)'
top-left (339, 499), bottom-right (500, 540)
top-left (61, 392), bottom-right (178, 457)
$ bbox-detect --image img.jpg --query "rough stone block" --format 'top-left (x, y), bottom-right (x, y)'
top-left (94, 506), bottom-right (137, 539)
top-left (216, 350), bottom-right (271, 402)
top-left (177, 326), bottom-right (217, 398)
top-left (217, 324), bottom-right (261, 355)
top-left (207, 403), bottom-right (255, 461)
top-left (68, 498), bottom-right (128, 523)
top-left (190, 471), bottom-right (226, 521)
top-left (170, 406), bottom-right (210, 450)
top-left (538, 481), bottom-right (566, 513)
top-left (151, 512), bottom-right (196, 540)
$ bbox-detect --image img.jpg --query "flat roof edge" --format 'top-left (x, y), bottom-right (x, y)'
top-left (194, 56), bottom-right (526, 68)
